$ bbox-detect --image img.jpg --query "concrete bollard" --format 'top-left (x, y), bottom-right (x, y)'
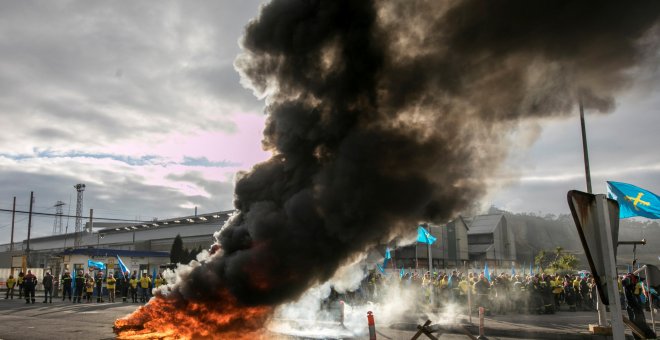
top-left (339, 300), bottom-right (345, 326)
top-left (367, 311), bottom-right (377, 340)
top-left (477, 306), bottom-right (488, 340)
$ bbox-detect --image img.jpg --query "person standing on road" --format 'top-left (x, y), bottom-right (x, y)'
top-left (4, 275), bottom-right (16, 299)
top-left (119, 271), bottom-right (129, 302)
top-left (139, 272), bottom-right (151, 303)
top-left (42, 272), bottom-right (54, 303)
top-left (129, 274), bottom-right (138, 303)
top-left (85, 274), bottom-right (94, 303)
top-left (17, 272), bottom-right (24, 299)
top-left (61, 271), bottom-right (72, 301)
top-left (95, 272), bottom-right (104, 303)
top-left (23, 270), bottom-right (37, 304)
top-left (106, 273), bottom-right (116, 303)
top-left (74, 271), bottom-right (85, 303)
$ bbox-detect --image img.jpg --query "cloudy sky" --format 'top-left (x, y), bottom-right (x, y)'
top-left (1, 1), bottom-right (658, 244)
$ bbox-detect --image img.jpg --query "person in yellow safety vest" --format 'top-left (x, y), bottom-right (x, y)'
top-left (85, 275), bottom-right (94, 303)
top-left (4, 275), bottom-right (16, 299)
top-left (139, 273), bottom-right (151, 303)
top-left (106, 273), bottom-right (117, 303)
top-left (129, 275), bottom-right (138, 303)
top-left (573, 276), bottom-right (582, 309)
top-left (458, 277), bottom-right (469, 304)
top-left (552, 276), bottom-right (563, 309)
top-left (17, 272), bottom-right (24, 299)
top-left (154, 274), bottom-right (166, 288)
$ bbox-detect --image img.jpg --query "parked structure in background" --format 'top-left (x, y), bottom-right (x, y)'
top-left (0, 210), bottom-right (232, 287)
top-left (467, 214), bottom-right (517, 266)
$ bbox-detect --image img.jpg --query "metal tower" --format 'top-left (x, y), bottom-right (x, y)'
top-left (74, 183), bottom-right (86, 248)
top-left (52, 201), bottom-right (65, 235)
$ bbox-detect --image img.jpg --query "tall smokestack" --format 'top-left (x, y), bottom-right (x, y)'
top-left (116, 1), bottom-right (660, 338)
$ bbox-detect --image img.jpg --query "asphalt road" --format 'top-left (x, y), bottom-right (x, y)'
top-left (0, 297), bottom-right (136, 340)
top-left (0, 297), bottom-right (656, 340)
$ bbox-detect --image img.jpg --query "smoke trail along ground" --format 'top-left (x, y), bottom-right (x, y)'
top-left (115, 0), bottom-right (660, 337)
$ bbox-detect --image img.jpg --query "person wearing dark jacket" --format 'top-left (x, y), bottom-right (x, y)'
top-left (42, 272), bottom-right (54, 303)
top-left (623, 274), bottom-right (656, 339)
top-left (17, 272), bottom-right (24, 299)
top-left (95, 272), bottom-right (104, 303)
top-left (23, 270), bottom-right (37, 304)
top-left (74, 271), bottom-right (85, 303)
top-left (118, 271), bottom-right (129, 302)
top-left (61, 271), bottom-right (72, 301)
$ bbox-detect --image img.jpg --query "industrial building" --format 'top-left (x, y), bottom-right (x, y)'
top-left (0, 210), bottom-right (516, 287)
top-left (467, 214), bottom-right (517, 266)
top-left (0, 210), bottom-right (232, 280)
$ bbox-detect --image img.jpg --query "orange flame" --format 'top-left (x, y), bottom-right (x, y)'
top-left (114, 292), bottom-right (273, 340)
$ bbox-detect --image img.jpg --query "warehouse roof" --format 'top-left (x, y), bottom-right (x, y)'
top-left (467, 214), bottom-right (504, 235)
top-left (61, 248), bottom-right (169, 258)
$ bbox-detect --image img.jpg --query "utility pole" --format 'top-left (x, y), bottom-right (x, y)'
top-left (10, 196), bottom-right (16, 251)
top-left (52, 200), bottom-right (65, 235)
top-left (26, 192), bottom-right (34, 267)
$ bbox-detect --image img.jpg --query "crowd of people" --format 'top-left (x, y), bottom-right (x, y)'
top-left (3, 270), bottom-right (167, 304)
top-left (359, 269), bottom-right (659, 317)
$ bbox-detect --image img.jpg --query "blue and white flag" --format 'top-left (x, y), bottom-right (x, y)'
top-left (152, 267), bottom-right (157, 288)
top-left (417, 226), bottom-right (437, 245)
top-left (382, 247), bottom-right (392, 268)
top-left (607, 181), bottom-right (660, 219)
top-left (399, 267), bottom-right (405, 279)
top-left (484, 262), bottom-right (491, 282)
top-left (117, 255), bottom-right (130, 276)
top-left (87, 259), bottom-right (106, 270)
top-left (376, 263), bottom-right (385, 274)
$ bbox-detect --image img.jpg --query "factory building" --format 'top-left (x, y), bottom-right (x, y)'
top-left (0, 210), bottom-right (232, 281)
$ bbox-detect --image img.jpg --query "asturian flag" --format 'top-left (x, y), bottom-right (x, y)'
top-left (417, 226), bottom-right (437, 245)
top-left (607, 181), bottom-right (660, 219)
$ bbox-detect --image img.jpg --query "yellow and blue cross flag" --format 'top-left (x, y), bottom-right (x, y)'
top-left (607, 181), bottom-right (660, 219)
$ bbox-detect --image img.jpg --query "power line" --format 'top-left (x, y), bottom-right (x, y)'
top-left (0, 208), bottom-right (154, 223)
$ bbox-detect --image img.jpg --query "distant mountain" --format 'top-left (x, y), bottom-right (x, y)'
top-left (489, 207), bottom-right (660, 268)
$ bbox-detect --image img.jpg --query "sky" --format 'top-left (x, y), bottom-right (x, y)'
top-left (1, 1), bottom-right (658, 244)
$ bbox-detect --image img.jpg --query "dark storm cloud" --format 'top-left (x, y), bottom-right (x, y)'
top-left (156, 0), bottom-right (660, 310)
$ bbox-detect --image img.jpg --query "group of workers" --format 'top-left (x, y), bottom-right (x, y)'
top-left (364, 269), bottom-right (658, 317)
top-left (3, 270), bottom-right (167, 304)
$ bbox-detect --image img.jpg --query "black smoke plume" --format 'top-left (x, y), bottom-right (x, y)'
top-left (173, 0), bottom-right (660, 307)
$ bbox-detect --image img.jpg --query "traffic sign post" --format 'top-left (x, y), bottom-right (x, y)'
top-left (568, 191), bottom-right (625, 339)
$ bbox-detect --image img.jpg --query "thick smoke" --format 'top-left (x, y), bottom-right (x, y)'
top-left (170, 0), bottom-right (660, 308)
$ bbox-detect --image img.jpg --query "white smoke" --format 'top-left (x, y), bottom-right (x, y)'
top-left (267, 251), bottom-right (460, 338)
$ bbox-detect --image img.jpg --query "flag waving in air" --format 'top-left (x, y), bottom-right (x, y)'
top-left (117, 255), bottom-right (130, 277)
top-left (417, 226), bottom-right (437, 244)
top-left (87, 259), bottom-right (106, 270)
top-left (607, 181), bottom-right (660, 219)
top-left (382, 247), bottom-right (392, 268)
top-left (484, 262), bottom-right (491, 282)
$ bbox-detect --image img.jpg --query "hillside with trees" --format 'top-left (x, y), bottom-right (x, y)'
top-left (489, 207), bottom-right (660, 269)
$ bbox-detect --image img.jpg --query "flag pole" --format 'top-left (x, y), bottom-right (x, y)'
top-left (580, 98), bottom-right (607, 328)
top-left (427, 236), bottom-right (433, 306)
top-left (579, 99), bottom-right (593, 194)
